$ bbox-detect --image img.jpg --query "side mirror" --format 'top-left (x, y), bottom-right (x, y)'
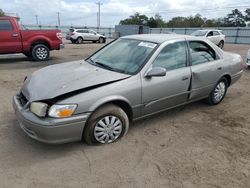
top-left (145, 67), bottom-right (166, 78)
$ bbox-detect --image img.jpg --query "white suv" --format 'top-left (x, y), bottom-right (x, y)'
top-left (66, 28), bottom-right (106, 44)
top-left (191, 30), bottom-right (225, 48)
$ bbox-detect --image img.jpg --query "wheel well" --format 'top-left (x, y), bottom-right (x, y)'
top-left (223, 75), bottom-right (231, 86)
top-left (31, 40), bottom-right (50, 50)
top-left (104, 100), bottom-right (133, 122)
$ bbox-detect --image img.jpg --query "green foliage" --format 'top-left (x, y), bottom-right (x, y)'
top-left (0, 9), bottom-right (5, 17)
top-left (224, 9), bottom-right (246, 27)
top-left (119, 8), bottom-right (250, 28)
top-left (119, 12), bottom-right (148, 25)
top-left (245, 8), bottom-right (250, 21)
top-left (148, 14), bottom-right (166, 28)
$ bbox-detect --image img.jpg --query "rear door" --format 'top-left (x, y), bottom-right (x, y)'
top-left (141, 41), bottom-right (191, 115)
top-left (188, 40), bottom-right (224, 100)
top-left (0, 19), bottom-right (22, 53)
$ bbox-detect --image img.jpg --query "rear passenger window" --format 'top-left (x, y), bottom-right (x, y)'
top-left (153, 41), bottom-right (187, 71)
top-left (213, 31), bottom-right (220, 36)
top-left (0, 20), bottom-right (13, 31)
top-left (189, 41), bottom-right (217, 65)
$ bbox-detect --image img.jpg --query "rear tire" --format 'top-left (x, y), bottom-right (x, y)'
top-left (31, 44), bottom-right (50, 61)
top-left (83, 104), bottom-right (129, 145)
top-left (205, 77), bottom-right (228, 105)
top-left (77, 37), bottom-right (83, 44)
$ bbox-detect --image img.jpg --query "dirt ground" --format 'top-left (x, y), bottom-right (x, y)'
top-left (0, 40), bottom-right (250, 188)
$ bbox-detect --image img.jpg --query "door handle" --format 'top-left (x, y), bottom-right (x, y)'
top-left (217, 67), bottom-right (222, 70)
top-left (182, 76), bottom-right (189, 81)
top-left (12, 33), bottom-right (19, 37)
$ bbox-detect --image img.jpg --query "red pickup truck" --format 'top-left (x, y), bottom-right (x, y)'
top-left (0, 17), bottom-right (63, 61)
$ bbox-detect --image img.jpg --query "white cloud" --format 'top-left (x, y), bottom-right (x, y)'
top-left (0, 0), bottom-right (249, 26)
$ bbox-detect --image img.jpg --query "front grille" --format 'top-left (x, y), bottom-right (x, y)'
top-left (19, 92), bottom-right (28, 106)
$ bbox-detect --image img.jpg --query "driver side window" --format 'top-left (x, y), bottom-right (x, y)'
top-left (153, 41), bottom-right (187, 71)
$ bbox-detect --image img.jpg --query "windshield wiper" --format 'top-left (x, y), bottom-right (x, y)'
top-left (94, 61), bottom-right (116, 71)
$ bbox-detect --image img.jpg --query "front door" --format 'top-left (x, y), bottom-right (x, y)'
top-left (141, 41), bottom-right (191, 116)
top-left (0, 19), bottom-right (22, 53)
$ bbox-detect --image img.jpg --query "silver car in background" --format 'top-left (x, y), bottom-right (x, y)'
top-left (191, 30), bottom-right (225, 48)
top-left (66, 28), bottom-right (106, 44)
top-left (13, 34), bottom-right (243, 145)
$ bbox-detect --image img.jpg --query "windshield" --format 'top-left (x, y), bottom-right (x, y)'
top-left (191, 30), bottom-right (208, 36)
top-left (87, 39), bottom-right (157, 74)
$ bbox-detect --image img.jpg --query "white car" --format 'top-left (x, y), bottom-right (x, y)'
top-left (66, 28), bottom-right (106, 44)
top-left (191, 30), bottom-right (225, 49)
top-left (247, 49), bottom-right (250, 67)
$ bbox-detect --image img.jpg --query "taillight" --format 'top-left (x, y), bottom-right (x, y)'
top-left (56, 32), bottom-right (62, 40)
top-left (70, 32), bottom-right (75, 36)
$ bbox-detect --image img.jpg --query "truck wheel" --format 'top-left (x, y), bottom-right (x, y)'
top-left (99, 37), bottom-right (105, 43)
top-left (83, 104), bottom-right (129, 145)
top-left (32, 44), bottom-right (50, 61)
top-left (205, 77), bottom-right (228, 105)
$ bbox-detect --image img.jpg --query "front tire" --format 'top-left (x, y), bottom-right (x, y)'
top-left (31, 44), bottom-right (50, 61)
top-left (205, 77), bottom-right (228, 105)
top-left (99, 37), bottom-right (105, 43)
top-left (218, 40), bottom-right (224, 49)
top-left (83, 104), bottom-right (129, 145)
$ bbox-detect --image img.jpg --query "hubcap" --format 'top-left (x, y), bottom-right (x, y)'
top-left (213, 81), bottom-right (226, 103)
top-left (94, 116), bottom-right (123, 144)
top-left (78, 38), bottom-right (82, 43)
top-left (36, 47), bottom-right (48, 60)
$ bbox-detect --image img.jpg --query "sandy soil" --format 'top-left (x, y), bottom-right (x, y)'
top-left (0, 41), bottom-right (250, 188)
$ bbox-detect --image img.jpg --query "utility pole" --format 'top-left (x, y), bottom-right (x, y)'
top-left (96, 1), bottom-right (103, 29)
top-left (57, 12), bottom-right (60, 26)
top-left (35, 15), bottom-right (38, 25)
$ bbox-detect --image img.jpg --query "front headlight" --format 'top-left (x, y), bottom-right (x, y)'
top-left (30, 102), bottom-right (48, 117)
top-left (48, 104), bottom-right (77, 118)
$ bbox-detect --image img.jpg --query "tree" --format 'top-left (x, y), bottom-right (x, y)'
top-left (147, 14), bottom-right (166, 28)
top-left (225, 9), bottom-right (246, 27)
top-left (0, 9), bottom-right (5, 17)
top-left (119, 12), bottom-right (148, 25)
top-left (245, 8), bottom-right (250, 21)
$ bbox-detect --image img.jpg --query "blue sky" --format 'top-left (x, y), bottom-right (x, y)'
top-left (0, 0), bottom-right (249, 27)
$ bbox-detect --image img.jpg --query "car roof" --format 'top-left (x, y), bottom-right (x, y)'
top-left (121, 34), bottom-right (196, 44)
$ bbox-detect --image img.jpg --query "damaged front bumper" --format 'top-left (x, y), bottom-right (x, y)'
top-left (13, 94), bottom-right (90, 144)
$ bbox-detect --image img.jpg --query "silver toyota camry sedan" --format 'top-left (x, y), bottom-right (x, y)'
top-left (13, 34), bottom-right (243, 145)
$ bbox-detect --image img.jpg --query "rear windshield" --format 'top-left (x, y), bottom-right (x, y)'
top-left (69, 29), bottom-right (74, 32)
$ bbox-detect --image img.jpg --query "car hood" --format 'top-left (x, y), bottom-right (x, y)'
top-left (21, 60), bottom-right (130, 102)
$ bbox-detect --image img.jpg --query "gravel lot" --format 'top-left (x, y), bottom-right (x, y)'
top-left (0, 40), bottom-right (250, 188)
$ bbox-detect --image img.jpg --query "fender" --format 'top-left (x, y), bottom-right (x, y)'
top-left (22, 35), bottom-right (52, 52)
